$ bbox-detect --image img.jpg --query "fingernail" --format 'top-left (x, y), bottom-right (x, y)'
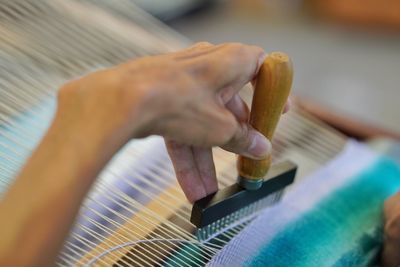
top-left (248, 131), bottom-right (271, 159)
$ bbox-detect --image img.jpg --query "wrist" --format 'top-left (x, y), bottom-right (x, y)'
top-left (45, 115), bottom-right (113, 186)
top-left (55, 68), bottom-right (170, 153)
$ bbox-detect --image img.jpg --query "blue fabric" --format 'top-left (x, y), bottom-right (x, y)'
top-left (208, 141), bottom-right (400, 267)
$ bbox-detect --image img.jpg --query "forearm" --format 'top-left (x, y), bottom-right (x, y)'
top-left (0, 112), bottom-right (135, 267)
top-left (0, 43), bottom-right (269, 267)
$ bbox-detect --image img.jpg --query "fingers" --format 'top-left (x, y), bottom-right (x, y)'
top-left (214, 44), bottom-right (265, 91)
top-left (222, 123), bottom-right (271, 160)
top-left (225, 93), bottom-right (249, 123)
top-left (184, 43), bottom-right (265, 93)
top-left (177, 42), bottom-right (215, 58)
top-left (162, 43), bottom-right (272, 203)
top-left (165, 140), bottom-right (206, 203)
top-left (165, 140), bottom-right (218, 203)
top-left (192, 147), bottom-right (218, 196)
top-left (224, 93), bottom-right (271, 159)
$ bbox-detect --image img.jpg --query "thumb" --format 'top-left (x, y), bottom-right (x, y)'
top-left (222, 123), bottom-right (271, 159)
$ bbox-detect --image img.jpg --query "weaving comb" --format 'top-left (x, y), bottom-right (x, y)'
top-left (191, 52), bottom-right (298, 241)
top-left (0, 2), bottom-right (350, 265)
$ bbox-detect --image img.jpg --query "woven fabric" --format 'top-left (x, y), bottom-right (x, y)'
top-left (208, 141), bottom-right (400, 267)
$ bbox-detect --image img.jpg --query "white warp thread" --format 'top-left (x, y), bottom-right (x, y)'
top-left (85, 211), bottom-right (260, 266)
top-left (85, 238), bottom-right (205, 266)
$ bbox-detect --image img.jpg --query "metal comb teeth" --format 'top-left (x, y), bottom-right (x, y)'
top-left (195, 191), bottom-right (284, 242)
top-left (190, 161), bottom-right (297, 242)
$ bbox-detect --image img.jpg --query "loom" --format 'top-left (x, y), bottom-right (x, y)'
top-left (0, 0), bottom-right (348, 266)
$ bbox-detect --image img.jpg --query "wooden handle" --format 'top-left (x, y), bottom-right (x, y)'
top-left (237, 52), bottom-right (293, 180)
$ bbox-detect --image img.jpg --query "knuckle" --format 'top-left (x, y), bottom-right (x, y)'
top-left (219, 132), bottom-right (233, 145)
top-left (217, 118), bottom-right (237, 145)
top-left (193, 41), bottom-right (213, 48)
top-left (220, 43), bottom-right (259, 73)
top-left (183, 42), bottom-right (214, 55)
top-left (224, 43), bottom-right (248, 58)
top-left (225, 43), bottom-right (263, 64)
top-left (250, 45), bottom-right (264, 56)
top-left (236, 124), bottom-right (252, 149)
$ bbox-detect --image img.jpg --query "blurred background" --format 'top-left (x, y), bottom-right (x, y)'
top-left (1, 1), bottom-right (399, 265)
top-left (135, 0), bottom-right (400, 138)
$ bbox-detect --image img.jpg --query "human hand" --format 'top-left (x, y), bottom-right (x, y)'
top-left (381, 192), bottom-right (400, 267)
top-left (57, 42), bottom-right (282, 202)
top-left (0, 43), bottom-right (285, 267)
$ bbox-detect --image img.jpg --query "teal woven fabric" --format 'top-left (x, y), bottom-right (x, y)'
top-left (208, 141), bottom-right (400, 267)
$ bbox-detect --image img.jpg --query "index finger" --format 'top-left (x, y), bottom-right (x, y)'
top-left (187, 43), bottom-right (265, 93)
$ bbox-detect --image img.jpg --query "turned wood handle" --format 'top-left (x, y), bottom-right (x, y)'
top-left (237, 52), bottom-right (293, 180)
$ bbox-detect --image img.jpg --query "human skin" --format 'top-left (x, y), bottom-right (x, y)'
top-left (381, 192), bottom-right (400, 267)
top-left (0, 42), bottom-right (271, 267)
top-left (0, 42), bottom-right (398, 267)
